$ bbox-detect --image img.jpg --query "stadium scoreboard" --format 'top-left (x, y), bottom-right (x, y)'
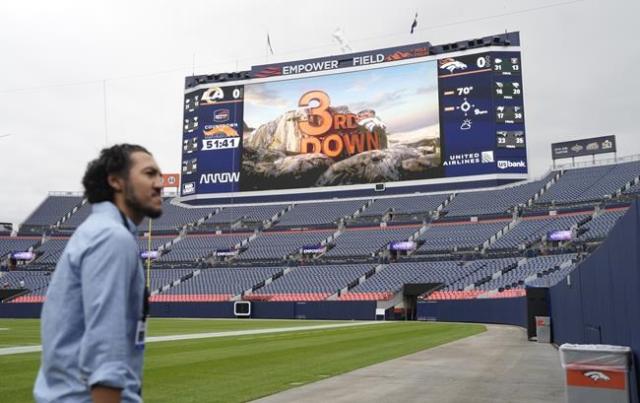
top-left (180, 32), bottom-right (527, 201)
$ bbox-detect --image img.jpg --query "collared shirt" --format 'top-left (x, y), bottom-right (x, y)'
top-left (34, 201), bottom-right (146, 403)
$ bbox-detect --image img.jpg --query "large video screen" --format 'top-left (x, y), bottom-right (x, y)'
top-left (241, 61), bottom-right (440, 191)
top-left (180, 46), bottom-right (527, 197)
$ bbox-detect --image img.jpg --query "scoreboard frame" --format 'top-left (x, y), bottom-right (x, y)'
top-left (178, 32), bottom-right (528, 206)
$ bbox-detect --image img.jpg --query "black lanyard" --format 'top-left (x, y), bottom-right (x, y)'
top-left (119, 210), bottom-right (150, 322)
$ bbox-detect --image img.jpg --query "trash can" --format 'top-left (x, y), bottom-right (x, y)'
top-left (559, 344), bottom-right (631, 403)
top-left (535, 316), bottom-right (551, 343)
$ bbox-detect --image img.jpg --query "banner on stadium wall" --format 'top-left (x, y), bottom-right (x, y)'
top-left (215, 249), bottom-right (239, 257)
top-left (161, 174), bottom-right (180, 188)
top-left (388, 241), bottom-right (417, 251)
top-left (302, 245), bottom-right (327, 254)
top-left (551, 135), bottom-right (616, 160)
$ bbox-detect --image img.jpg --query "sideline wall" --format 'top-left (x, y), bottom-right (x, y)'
top-left (0, 301), bottom-right (376, 321)
top-left (416, 296), bottom-right (527, 327)
top-left (550, 198), bottom-right (640, 402)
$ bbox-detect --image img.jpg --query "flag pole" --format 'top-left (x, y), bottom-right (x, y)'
top-left (146, 219), bottom-right (152, 288)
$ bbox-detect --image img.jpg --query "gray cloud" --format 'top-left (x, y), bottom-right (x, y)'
top-left (1, 0), bottom-right (639, 224)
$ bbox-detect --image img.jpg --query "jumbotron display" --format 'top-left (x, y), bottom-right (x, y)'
top-left (180, 32), bottom-right (527, 198)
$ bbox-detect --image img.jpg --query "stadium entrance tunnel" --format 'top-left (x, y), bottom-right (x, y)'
top-left (402, 283), bottom-right (443, 320)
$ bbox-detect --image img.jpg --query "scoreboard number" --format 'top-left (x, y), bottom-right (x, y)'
top-left (202, 137), bottom-right (240, 151)
top-left (496, 131), bottom-right (525, 148)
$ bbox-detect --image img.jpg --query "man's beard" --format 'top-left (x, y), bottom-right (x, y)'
top-left (124, 183), bottom-right (162, 219)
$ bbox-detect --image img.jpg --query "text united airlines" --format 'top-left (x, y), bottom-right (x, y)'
top-left (200, 172), bottom-right (240, 184)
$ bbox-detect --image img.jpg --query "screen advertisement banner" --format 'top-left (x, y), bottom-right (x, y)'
top-left (161, 174), bottom-right (180, 188)
top-left (551, 135), bottom-right (616, 160)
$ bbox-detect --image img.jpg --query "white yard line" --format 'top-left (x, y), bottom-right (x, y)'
top-left (0, 321), bottom-right (386, 356)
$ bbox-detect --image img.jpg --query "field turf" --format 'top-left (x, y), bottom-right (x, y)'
top-left (0, 318), bottom-right (484, 402)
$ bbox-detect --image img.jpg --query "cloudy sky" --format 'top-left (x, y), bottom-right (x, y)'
top-left (1, 0), bottom-right (638, 225)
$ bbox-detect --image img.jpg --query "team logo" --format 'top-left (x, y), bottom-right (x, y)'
top-left (213, 109), bottom-right (230, 122)
top-left (584, 371), bottom-right (610, 382)
top-left (439, 58), bottom-right (468, 73)
top-left (200, 87), bottom-right (224, 105)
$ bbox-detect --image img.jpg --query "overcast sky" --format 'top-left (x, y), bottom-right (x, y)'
top-left (1, 0), bottom-right (638, 225)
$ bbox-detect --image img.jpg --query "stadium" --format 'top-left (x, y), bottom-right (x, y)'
top-left (1, 1), bottom-right (639, 402)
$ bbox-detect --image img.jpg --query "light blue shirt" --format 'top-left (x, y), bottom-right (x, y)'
top-left (34, 201), bottom-right (146, 403)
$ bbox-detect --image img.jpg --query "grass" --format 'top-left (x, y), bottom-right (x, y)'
top-left (0, 319), bottom-right (484, 402)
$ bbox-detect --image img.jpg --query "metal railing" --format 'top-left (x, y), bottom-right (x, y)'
top-left (553, 154), bottom-right (640, 170)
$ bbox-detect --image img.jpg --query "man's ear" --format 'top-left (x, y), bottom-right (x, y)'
top-left (107, 174), bottom-right (125, 193)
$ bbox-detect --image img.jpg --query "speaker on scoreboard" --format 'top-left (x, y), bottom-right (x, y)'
top-left (374, 183), bottom-right (386, 192)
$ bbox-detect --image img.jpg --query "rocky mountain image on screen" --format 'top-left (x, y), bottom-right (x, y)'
top-left (240, 105), bottom-right (441, 191)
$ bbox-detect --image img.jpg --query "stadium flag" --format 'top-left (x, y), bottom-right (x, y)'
top-left (410, 13), bottom-right (418, 34)
top-left (332, 28), bottom-right (352, 53)
top-left (267, 33), bottom-right (274, 55)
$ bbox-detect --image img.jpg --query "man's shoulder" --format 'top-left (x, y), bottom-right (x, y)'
top-left (73, 213), bottom-right (136, 247)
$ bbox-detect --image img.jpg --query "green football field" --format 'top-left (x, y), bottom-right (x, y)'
top-left (0, 318), bottom-right (485, 402)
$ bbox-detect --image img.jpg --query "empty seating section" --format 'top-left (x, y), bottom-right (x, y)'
top-left (252, 264), bottom-right (373, 301)
top-left (0, 237), bottom-right (40, 257)
top-left (344, 261), bottom-right (467, 300)
top-left (489, 213), bottom-right (589, 250)
top-left (0, 271), bottom-right (51, 295)
top-left (159, 233), bottom-right (248, 262)
top-left (444, 176), bottom-right (550, 217)
top-left (425, 290), bottom-right (487, 300)
top-left (417, 221), bottom-right (507, 252)
top-left (149, 268), bottom-right (195, 291)
top-left (444, 258), bottom-right (519, 291)
top-left (237, 230), bottom-right (333, 260)
top-left (538, 161), bottom-right (640, 204)
top-left (477, 254), bottom-right (576, 291)
top-left (159, 266), bottom-right (282, 300)
top-left (325, 226), bottom-right (419, 257)
top-left (526, 260), bottom-right (580, 287)
top-left (64, 199), bottom-right (213, 231)
top-left (205, 205), bottom-right (287, 224)
top-left (579, 209), bottom-right (627, 240)
top-left (33, 238), bottom-right (69, 265)
top-left (275, 200), bottom-right (366, 227)
top-left (9, 159), bottom-right (635, 303)
top-left (60, 202), bottom-right (91, 228)
top-left (22, 195), bottom-right (82, 229)
top-left (139, 199), bottom-right (213, 232)
top-left (137, 237), bottom-right (173, 251)
top-left (362, 194), bottom-right (446, 217)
